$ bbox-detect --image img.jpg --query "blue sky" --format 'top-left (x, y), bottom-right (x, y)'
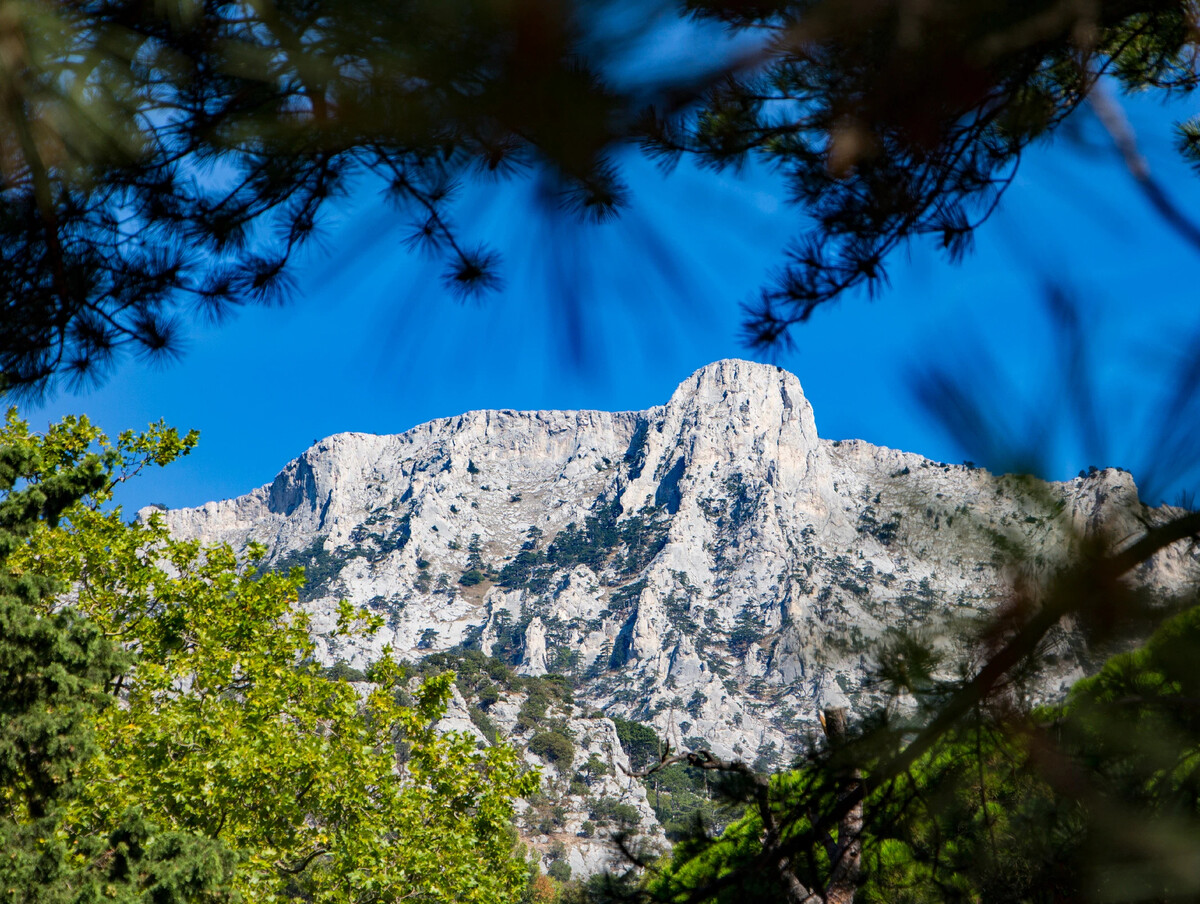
top-left (27, 88), bottom-right (1200, 514)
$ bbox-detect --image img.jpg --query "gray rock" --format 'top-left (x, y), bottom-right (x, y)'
top-left (155, 359), bottom-right (1198, 871)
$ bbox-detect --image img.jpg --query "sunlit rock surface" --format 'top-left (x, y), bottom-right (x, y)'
top-left (159, 359), bottom-right (1196, 871)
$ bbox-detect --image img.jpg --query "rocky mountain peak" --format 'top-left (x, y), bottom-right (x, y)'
top-left (158, 360), bottom-right (1192, 766)
top-left (664, 359), bottom-right (815, 433)
top-left (618, 360), bottom-right (828, 518)
top-left (155, 359), bottom-right (1199, 875)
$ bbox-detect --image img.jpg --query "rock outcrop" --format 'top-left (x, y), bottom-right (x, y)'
top-left (157, 359), bottom-right (1197, 868)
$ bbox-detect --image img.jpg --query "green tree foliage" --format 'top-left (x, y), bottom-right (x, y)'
top-left (641, 764), bottom-right (731, 843)
top-left (529, 731), bottom-right (576, 766)
top-left (2, 412), bottom-right (539, 903)
top-left (0, 412), bottom-right (237, 903)
top-left (612, 717), bottom-right (663, 773)
top-left (460, 534), bottom-right (491, 586)
top-left (548, 860), bottom-right (573, 882)
top-left (644, 772), bottom-right (815, 904)
top-left (589, 797), bottom-right (642, 831)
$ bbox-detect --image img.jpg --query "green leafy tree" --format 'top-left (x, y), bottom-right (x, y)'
top-left (529, 731), bottom-right (576, 766)
top-left (612, 717), bottom-right (663, 773)
top-left (3, 411), bottom-right (540, 903)
top-left (0, 411), bottom-right (237, 903)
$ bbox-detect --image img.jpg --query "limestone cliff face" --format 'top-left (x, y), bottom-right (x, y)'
top-left (159, 360), bottom-right (1193, 770)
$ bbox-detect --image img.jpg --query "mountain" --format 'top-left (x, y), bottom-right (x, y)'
top-left (156, 359), bottom-right (1192, 874)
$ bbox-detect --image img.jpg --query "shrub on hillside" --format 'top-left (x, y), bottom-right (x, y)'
top-left (529, 731), bottom-right (575, 765)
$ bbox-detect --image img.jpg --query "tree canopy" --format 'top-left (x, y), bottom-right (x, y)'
top-left (0, 412), bottom-right (238, 903)
top-left (666, 0), bottom-right (1200, 346)
top-left (2, 0), bottom-right (1197, 393)
top-left (0, 412), bottom-right (540, 903)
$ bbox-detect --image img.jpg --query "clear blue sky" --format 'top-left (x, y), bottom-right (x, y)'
top-left (27, 89), bottom-right (1200, 513)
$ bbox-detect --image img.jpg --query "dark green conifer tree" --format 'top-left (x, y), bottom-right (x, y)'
top-left (4, 1), bottom-right (1199, 393)
top-left (0, 423), bottom-right (236, 903)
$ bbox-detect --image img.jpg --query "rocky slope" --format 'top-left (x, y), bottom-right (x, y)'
top-left (157, 359), bottom-right (1196, 872)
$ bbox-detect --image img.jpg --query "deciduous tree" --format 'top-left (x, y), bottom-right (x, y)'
top-left (1, 411), bottom-right (540, 903)
top-left (0, 412), bottom-right (237, 903)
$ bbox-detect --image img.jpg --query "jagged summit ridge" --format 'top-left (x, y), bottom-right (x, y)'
top-left (159, 359), bottom-right (1184, 773)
